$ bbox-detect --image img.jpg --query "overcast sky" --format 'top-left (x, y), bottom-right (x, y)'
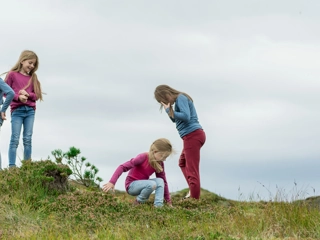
top-left (1, 0), bottom-right (319, 201)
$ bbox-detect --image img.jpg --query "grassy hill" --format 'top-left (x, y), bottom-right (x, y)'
top-left (0, 160), bottom-right (319, 240)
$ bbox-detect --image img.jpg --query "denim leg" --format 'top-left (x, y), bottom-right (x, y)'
top-left (22, 107), bottom-right (35, 160)
top-left (128, 180), bottom-right (157, 203)
top-left (9, 109), bottom-right (24, 167)
top-left (152, 178), bottom-right (164, 207)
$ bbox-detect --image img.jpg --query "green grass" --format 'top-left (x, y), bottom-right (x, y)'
top-left (0, 160), bottom-right (319, 240)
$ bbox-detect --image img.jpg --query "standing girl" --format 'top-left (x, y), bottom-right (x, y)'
top-left (102, 138), bottom-right (173, 207)
top-left (4, 50), bottom-right (43, 167)
top-left (154, 85), bottom-right (206, 199)
top-left (0, 77), bottom-right (14, 169)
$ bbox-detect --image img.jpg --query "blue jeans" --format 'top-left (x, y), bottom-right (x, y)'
top-left (128, 178), bottom-right (164, 207)
top-left (9, 106), bottom-right (35, 167)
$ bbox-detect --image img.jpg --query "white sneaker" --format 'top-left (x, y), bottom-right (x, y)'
top-left (185, 191), bottom-right (190, 198)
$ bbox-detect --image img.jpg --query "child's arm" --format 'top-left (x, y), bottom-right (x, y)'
top-left (19, 89), bottom-right (29, 97)
top-left (169, 94), bottom-right (190, 122)
top-left (0, 79), bottom-right (14, 114)
top-left (26, 92), bottom-right (37, 101)
top-left (161, 102), bottom-right (176, 122)
top-left (102, 153), bottom-right (147, 193)
top-left (19, 90), bottom-right (38, 101)
top-left (102, 163), bottom-right (131, 193)
top-left (102, 182), bottom-right (115, 193)
top-left (4, 73), bottom-right (20, 102)
top-left (165, 106), bottom-right (176, 122)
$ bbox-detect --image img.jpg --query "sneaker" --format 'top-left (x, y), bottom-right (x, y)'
top-left (185, 191), bottom-right (190, 198)
top-left (133, 199), bottom-right (141, 206)
top-left (181, 191), bottom-right (190, 200)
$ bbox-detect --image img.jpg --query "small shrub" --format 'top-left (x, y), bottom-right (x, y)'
top-left (51, 147), bottom-right (103, 188)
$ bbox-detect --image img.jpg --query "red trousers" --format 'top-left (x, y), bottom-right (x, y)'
top-left (179, 129), bottom-right (206, 199)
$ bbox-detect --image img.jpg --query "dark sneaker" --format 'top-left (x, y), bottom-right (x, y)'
top-left (133, 199), bottom-right (141, 206)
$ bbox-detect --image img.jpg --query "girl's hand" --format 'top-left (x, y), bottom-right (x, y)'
top-left (160, 102), bottom-right (170, 110)
top-left (1, 112), bottom-right (6, 120)
top-left (19, 90), bottom-right (29, 97)
top-left (102, 182), bottom-right (115, 193)
top-left (19, 95), bottom-right (28, 103)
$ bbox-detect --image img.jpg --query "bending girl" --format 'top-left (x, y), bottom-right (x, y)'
top-left (103, 138), bottom-right (173, 207)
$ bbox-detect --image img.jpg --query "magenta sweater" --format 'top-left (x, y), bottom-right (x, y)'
top-left (5, 71), bottom-right (38, 112)
top-left (109, 152), bottom-right (171, 203)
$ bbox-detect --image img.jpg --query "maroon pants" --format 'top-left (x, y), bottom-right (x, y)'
top-left (179, 129), bottom-right (206, 199)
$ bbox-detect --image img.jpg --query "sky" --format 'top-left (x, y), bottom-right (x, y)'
top-left (0, 0), bottom-right (319, 201)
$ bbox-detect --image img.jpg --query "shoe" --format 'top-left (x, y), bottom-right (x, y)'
top-left (181, 191), bottom-right (191, 200)
top-left (185, 191), bottom-right (190, 198)
top-left (133, 199), bottom-right (141, 206)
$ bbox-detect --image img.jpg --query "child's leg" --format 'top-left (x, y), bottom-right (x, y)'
top-left (150, 178), bottom-right (164, 207)
top-left (178, 150), bottom-right (189, 188)
top-left (128, 180), bottom-right (157, 203)
top-left (183, 130), bottom-right (206, 199)
top-left (22, 107), bottom-right (35, 160)
top-left (8, 108), bottom-right (24, 167)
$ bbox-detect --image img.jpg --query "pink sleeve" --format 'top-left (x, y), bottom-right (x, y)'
top-left (109, 153), bottom-right (147, 185)
top-left (5, 72), bottom-right (13, 86)
top-left (28, 92), bottom-right (37, 101)
top-left (5, 72), bottom-right (20, 101)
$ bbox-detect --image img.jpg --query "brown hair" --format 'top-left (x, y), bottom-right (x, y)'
top-left (154, 85), bottom-right (192, 118)
top-left (148, 138), bottom-right (174, 173)
top-left (4, 50), bottom-right (43, 101)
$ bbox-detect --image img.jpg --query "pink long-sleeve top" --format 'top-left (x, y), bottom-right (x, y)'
top-left (5, 71), bottom-right (37, 112)
top-left (109, 152), bottom-right (171, 203)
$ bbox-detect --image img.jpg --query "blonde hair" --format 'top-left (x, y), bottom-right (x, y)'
top-left (4, 50), bottom-right (43, 101)
top-left (154, 85), bottom-right (192, 118)
top-left (148, 138), bottom-right (173, 173)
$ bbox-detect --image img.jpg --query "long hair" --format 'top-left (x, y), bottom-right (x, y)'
top-left (154, 85), bottom-right (192, 118)
top-left (4, 50), bottom-right (43, 101)
top-left (148, 138), bottom-right (173, 173)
